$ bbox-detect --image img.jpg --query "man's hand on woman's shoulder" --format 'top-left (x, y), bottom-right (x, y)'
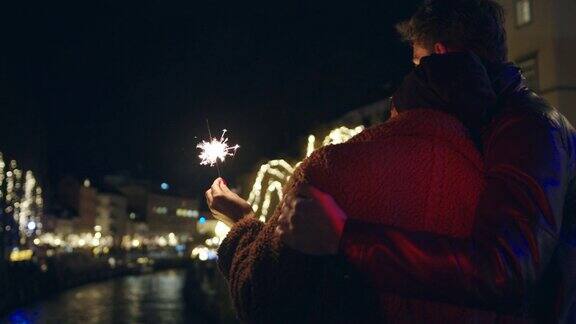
top-left (276, 184), bottom-right (347, 255)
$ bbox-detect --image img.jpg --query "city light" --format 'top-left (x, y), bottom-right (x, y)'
top-left (27, 221), bottom-right (36, 231)
top-left (0, 152), bottom-right (44, 246)
top-left (191, 246), bottom-right (217, 261)
top-left (246, 159), bottom-right (294, 215)
top-left (168, 233), bottom-right (178, 246)
top-left (214, 221), bottom-right (230, 239)
top-left (176, 208), bottom-right (198, 218)
top-left (9, 249), bottom-right (33, 262)
top-left (157, 237), bottom-right (167, 247)
top-left (153, 206), bottom-right (168, 214)
top-left (246, 125), bottom-right (364, 221)
top-left (321, 126), bottom-right (364, 146)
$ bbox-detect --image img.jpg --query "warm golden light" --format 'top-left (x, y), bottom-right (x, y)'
top-left (9, 249), bottom-right (33, 262)
top-left (246, 125), bottom-right (364, 221)
top-left (0, 152), bottom-right (44, 243)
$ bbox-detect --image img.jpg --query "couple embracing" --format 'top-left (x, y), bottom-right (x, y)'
top-left (206, 1), bottom-right (576, 323)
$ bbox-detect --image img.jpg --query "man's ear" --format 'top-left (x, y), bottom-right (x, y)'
top-left (433, 42), bottom-right (449, 54)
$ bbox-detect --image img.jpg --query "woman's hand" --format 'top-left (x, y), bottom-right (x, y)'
top-left (205, 177), bottom-right (253, 227)
top-left (276, 184), bottom-right (347, 255)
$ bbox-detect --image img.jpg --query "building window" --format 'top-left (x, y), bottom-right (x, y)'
top-left (153, 206), bottom-right (168, 215)
top-left (515, 0), bottom-right (532, 27)
top-left (176, 208), bottom-right (199, 218)
top-left (516, 54), bottom-right (539, 91)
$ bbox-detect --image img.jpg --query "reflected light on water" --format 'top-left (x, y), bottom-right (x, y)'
top-left (3, 270), bottom-right (210, 324)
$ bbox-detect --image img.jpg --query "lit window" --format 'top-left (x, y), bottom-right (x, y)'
top-left (153, 206), bottom-right (168, 215)
top-left (516, 0), bottom-right (532, 27)
top-left (517, 54), bottom-right (539, 91)
top-left (176, 209), bottom-right (199, 218)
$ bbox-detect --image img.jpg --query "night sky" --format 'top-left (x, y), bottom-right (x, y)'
top-left (7, 1), bottom-right (419, 197)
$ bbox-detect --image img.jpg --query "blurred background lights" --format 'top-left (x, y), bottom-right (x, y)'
top-left (246, 125), bottom-right (364, 222)
top-left (27, 221), bottom-right (36, 231)
top-left (214, 221), bottom-right (230, 239)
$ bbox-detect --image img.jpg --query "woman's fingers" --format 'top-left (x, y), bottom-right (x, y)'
top-left (205, 189), bottom-right (213, 204)
top-left (218, 178), bottom-right (235, 196)
top-left (211, 178), bottom-right (224, 196)
top-left (277, 195), bottom-right (313, 238)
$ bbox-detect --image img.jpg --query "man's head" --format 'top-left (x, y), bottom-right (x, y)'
top-left (397, 0), bottom-right (507, 65)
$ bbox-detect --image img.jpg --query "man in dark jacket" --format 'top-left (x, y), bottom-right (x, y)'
top-left (210, 51), bottom-right (495, 322)
top-left (277, 0), bottom-right (576, 322)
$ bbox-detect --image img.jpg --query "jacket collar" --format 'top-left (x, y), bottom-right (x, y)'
top-left (392, 52), bottom-right (496, 140)
top-left (483, 60), bottom-right (527, 108)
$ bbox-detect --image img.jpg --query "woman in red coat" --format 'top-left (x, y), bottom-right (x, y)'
top-left (207, 52), bottom-right (505, 323)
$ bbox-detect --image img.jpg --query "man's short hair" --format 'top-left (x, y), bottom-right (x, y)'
top-left (396, 0), bottom-right (507, 63)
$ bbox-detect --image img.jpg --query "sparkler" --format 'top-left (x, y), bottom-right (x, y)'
top-left (197, 120), bottom-right (240, 177)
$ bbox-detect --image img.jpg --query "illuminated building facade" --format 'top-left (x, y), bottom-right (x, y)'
top-left (146, 193), bottom-right (199, 240)
top-left (75, 183), bottom-right (98, 233)
top-left (103, 175), bottom-right (200, 246)
top-left (56, 177), bottom-right (97, 234)
top-left (96, 189), bottom-right (129, 246)
top-left (498, 0), bottom-right (576, 122)
top-left (44, 176), bottom-right (201, 251)
top-left (0, 152), bottom-right (44, 259)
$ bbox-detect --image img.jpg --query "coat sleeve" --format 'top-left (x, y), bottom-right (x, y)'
top-left (339, 111), bottom-right (573, 313)
top-left (216, 152), bottom-right (328, 323)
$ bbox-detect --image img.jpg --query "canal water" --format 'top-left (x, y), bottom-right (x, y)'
top-left (3, 269), bottom-right (212, 324)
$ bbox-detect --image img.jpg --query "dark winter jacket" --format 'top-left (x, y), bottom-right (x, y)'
top-left (340, 53), bottom-right (576, 323)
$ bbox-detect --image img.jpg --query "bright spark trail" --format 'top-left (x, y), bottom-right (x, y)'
top-left (197, 129), bottom-right (240, 176)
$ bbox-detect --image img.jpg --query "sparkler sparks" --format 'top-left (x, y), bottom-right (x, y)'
top-left (197, 129), bottom-right (240, 167)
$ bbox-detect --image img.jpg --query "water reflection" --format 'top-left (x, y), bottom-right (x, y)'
top-left (4, 270), bottom-right (210, 324)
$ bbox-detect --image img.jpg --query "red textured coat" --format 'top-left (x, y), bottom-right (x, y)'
top-left (218, 108), bottom-right (497, 323)
top-left (306, 109), bottom-right (483, 235)
top-left (303, 109), bottom-right (488, 323)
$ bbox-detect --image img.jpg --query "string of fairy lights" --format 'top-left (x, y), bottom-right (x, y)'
top-left (246, 125), bottom-right (364, 222)
top-left (0, 152), bottom-right (44, 246)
